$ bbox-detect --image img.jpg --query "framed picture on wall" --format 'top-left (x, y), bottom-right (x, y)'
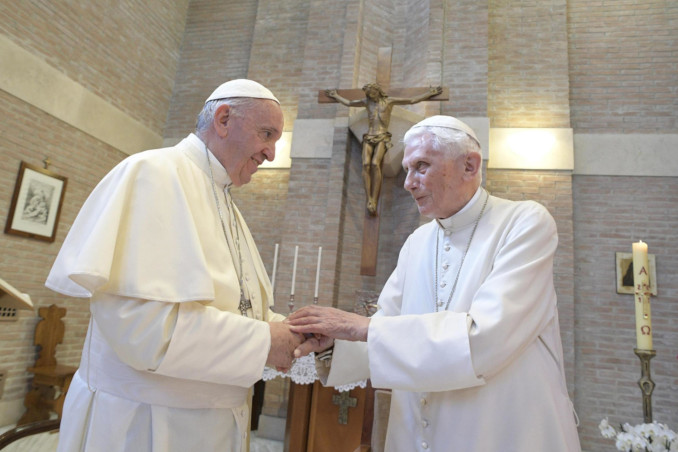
top-left (4, 161), bottom-right (68, 243)
top-left (615, 252), bottom-right (658, 295)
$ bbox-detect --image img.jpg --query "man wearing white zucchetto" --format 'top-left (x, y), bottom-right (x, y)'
top-left (289, 115), bottom-right (582, 452)
top-left (46, 79), bottom-right (307, 452)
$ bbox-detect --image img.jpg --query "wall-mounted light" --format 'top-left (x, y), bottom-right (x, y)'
top-left (261, 131), bottom-right (293, 169)
top-left (489, 128), bottom-right (573, 170)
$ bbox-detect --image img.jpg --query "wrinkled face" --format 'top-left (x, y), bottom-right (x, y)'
top-left (221, 99), bottom-right (284, 186)
top-left (402, 136), bottom-right (468, 219)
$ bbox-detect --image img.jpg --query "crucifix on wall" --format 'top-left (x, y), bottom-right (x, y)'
top-left (319, 47), bottom-right (448, 275)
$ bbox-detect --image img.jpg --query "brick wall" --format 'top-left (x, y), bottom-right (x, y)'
top-left (489, 0), bottom-right (571, 127)
top-left (568, 0), bottom-right (678, 133)
top-left (164, 0), bottom-right (258, 138)
top-left (0, 91), bottom-right (127, 415)
top-left (0, 0), bottom-right (189, 423)
top-left (443, 0), bottom-right (489, 118)
top-left (0, 0), bottom-right (189, 134)
top-left (573, 175), bottom-right (678, 450)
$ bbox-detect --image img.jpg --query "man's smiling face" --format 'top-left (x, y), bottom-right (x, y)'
top-left (219, 99), bottom-right (284, 186)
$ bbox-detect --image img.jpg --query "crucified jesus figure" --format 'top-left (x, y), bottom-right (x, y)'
top-left (325, 83), bottom-right (443, 216)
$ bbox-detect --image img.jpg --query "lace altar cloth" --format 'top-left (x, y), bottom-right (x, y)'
top-left (262, 353), bottom-right (367, 392)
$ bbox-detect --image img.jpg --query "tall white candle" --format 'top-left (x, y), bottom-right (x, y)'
top-left (291, 245), bottom-right (299, 296)
top-left (632, 240), bottom-right (652, 350)
top-left (314, 246), bottom-right (322, 298)
top-left (271, 243), bottom-right (279, 293)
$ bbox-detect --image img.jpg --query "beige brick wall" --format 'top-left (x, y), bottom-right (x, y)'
top-left (164, 0), bottom-right (259, 138)
top-left (573, 175), bottom-right (678, 450)
top-left (0, 91), bottom-right (127, 412)
top-left (568, 0), bottom-right (678, 132)
top-left (489, 0), bottom-right (571, 127)
top-left (0, 0), bottom-right (189, 423)
top-left (442, 0), bottom-right (489, 118)
top-left (0, 0), bottom-right (189, 134)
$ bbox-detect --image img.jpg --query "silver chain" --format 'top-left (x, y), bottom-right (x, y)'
top-left (434, 190), bottom-right (489, 312)
top-left (205, 147), bottom-right (252, 316)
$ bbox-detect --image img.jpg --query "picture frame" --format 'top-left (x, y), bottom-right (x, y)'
top-left (615, 252), bottom-right (658, 295)
top-left (4, 161), bottom-right (68, 243)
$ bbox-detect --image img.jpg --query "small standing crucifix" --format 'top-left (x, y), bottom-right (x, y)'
top-left (319, 47), bottom-right (448, 275)
top-left (332, 390), bottom-right (358, 425)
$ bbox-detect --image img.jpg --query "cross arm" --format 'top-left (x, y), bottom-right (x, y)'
top-left (318, 89), bottom-right (367, 104)
top-left (390, 87), bottom-right (448, 104)
top-left (318, 87), bottom-right (449, 104)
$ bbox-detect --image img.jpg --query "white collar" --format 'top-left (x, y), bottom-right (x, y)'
top-left (183, 133), bottom-right (233, 189)
top-left (436, 187), bottom-right (486, 232)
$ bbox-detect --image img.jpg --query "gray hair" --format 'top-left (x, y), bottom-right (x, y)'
top-left (195, 97), bottom-right (261, 135)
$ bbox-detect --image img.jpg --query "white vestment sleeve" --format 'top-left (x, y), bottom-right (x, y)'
top-left (91, 296), bottom-right (177, 370)
top-left (316, 339), bottom-right (370, 387)
top-left (91, 294), bottom-right (271, 388)
top-left (368, 312), bottom-right (483, 391)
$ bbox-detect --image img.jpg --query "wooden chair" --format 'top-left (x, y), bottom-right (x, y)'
top-left (0, 419), bottom-right (60, 449)
top-left (17, 304), bottom-right (77, 426)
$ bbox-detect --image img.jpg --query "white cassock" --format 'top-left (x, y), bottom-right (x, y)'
top-left (319, 188), bottom-right (582, 452)
top-left (46, 134), bottom-right (284, 452)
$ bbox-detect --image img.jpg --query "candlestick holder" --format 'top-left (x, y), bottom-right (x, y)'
top-left (633, 348), bottom-right (656, 423)
top-left (288, 294), bottom-right (295, 313)
top-left (313, 296), bottom-right (318, 305)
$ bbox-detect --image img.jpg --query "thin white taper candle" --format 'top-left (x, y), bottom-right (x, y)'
top-left (271, 243), bottom-right (279, 293)
top-left (314, 246), bottom-right (322, 298)
top-left (291, 245), bottom-right (299, 296)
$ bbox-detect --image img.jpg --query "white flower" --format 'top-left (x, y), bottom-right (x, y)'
top-left (600, 418), bottom-right (618, 439)
top-left (602, 418), bottom-right (677, 452)
top-left (630, 433), bottom-right (649, 451)
top-left (639, 422), bottom-right (661, 439)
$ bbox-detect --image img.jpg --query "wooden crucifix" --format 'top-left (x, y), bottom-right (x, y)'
top-left (318, 47), bottom-right (448, 275)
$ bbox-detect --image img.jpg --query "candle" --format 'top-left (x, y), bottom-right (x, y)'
top-left (314, 246), bottom-right (322, 298)
top-left (291, 245), bottom-right (299, 296)
top-left (271, 243), bottom-right (279, 293)
top-left (632, 241), bottom-right (652, 350)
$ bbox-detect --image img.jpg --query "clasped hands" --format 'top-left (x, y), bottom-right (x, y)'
top-left (266, 306), bottom-right (370, 372)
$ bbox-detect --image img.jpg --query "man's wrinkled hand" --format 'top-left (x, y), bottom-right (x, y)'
top-left (267, 322), bottom-right (303, 370)
top-left (294, 334), bottom-right (334, 359)
top-left (286, 305), bottom-right (370, 342)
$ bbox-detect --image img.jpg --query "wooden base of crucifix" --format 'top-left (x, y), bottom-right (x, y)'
top-left (360, 204), bottom-right (381, 276)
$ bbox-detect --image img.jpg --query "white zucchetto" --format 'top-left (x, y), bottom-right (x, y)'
top-left (205, 79), bottom-right (280, 104)
top-left (411, 115), bottom-right (480, 148)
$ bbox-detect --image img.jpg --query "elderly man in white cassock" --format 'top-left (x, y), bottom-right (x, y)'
top-left (289, 115), bottom-right (582, 452)
top-left (46, 79), bottom-right (305, 452)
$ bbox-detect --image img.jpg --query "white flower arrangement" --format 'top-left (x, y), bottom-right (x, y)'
top-left (600, 418), bottom-right (678, 452)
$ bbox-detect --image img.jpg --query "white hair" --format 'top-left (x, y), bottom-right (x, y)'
top-left (403, 126), bottom-right (481, 159)
top-left (195, 97), bottom-right (261, 135)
